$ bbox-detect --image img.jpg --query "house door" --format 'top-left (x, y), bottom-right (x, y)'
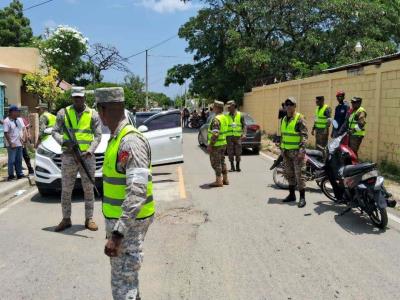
top-left (0, 86), bottom-right (4, 147)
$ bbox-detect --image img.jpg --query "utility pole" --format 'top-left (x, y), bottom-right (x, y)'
top-left (145, 49), bottom-right (149, 111)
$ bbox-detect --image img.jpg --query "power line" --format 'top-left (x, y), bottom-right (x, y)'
top-left (125, 34), bottom-right (178, 60)
top-left (23, 0), bottom-right (57, 11)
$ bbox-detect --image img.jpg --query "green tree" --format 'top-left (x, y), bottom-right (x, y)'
top-left (167, 0), bottom-right (400, 102)
top-left (23, 68), bottom-right (63, 109)
top-left (0, 0), bottom-right (33, 46)
top-left (39, 25), bottom-right (89, 84)
top-left (148, 92), bottom-right (172, 108)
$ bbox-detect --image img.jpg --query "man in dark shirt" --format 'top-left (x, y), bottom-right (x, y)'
top-left (332, 90), bottom-right (349, 137)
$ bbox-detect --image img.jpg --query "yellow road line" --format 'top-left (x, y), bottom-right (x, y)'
top-left (177, 166), bottom-right (187, 200)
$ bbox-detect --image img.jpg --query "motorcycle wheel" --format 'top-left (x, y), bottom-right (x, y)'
top-left (320, 177), bottom-right (337, 202)
top-left (369, 208), bottom-right (388, 229)
top-left (272, 165), bottom-right (289, 189)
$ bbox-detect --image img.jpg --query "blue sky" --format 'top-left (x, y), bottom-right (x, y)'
top-left (3, 0), bottom-right (202, 98)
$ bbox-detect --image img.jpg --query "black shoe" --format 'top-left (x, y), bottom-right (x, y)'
top-left (28, 168), bottom-right (34, 175)
top-left (298, 190), bottom-right (306, 208)
top-left (7, 176), bottom-right (16, 181)
top-left (17, 175), bottom-right (26, 180)
top-left (236, 161), bottom-right (241, 172)
top-left (229, 161), bottom-right (236, 172)
top-left (387, 199), bottom-right (397, 208)
top-left (283, 185), bottom-right (296, 202)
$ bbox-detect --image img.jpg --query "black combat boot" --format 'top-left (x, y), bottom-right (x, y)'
top-left (236, 161), bottom-right (241, 172)
top-left (229, 161), bottom-right (236, 172)
top-left (283, 185), bottom-right (296, 202)
top-left (298, 190), bottom-right (306, 208)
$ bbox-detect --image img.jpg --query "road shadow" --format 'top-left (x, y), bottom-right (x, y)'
top-left (313, 200), bottom-right (385, 235)
top-left (153, 179), bottom-right (176, 184)
top-left (199, 183), bottom-right (219, 190)
top-left (42, 224), bottom-right (93, 238)
top-left (153, 172), bottom-right (172, 176)
top-left (31, 192), bottom-right (102, 204)
top-left (267, 197), bottom-right (297, 206)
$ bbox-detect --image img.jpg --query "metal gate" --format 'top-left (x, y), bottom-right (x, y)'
top-left (0, 83), bottom-right (5, 147)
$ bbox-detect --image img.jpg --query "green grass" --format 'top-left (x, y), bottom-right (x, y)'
top-left (0, 147), bottom-right (6, 155)
top-left (379, 160), bottom-right (400, 182)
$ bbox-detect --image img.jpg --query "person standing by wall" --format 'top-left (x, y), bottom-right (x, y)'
top-left (226, 100), bottom-right (246, 172)
top-left (332, 91), bottom-right (349, 138)
top-left (3, 105), bottom-right (24, 181)
top-left (311, 96), bottom-right (331, 149)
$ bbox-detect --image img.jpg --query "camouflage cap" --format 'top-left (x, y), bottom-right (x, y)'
top-left (35, 103), bottom-right (48, 109)
top-left (95, 87), bottom-right (124, 104)
top-left (71, 86), bottom-right (85, 97)
top-left (213, 100), bottom-right (224, 109)
top-left (226, 100), bottom-right (236, 106)
top-left (285, 97), bottom-right (297, 105)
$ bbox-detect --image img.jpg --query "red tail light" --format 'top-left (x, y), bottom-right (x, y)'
top-left (247, 124), bottom-right (260, 131)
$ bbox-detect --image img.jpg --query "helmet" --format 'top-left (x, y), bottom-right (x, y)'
top-left (336, 90), bottom-right (345, 97)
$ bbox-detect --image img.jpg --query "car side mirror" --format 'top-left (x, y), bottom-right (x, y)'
top-left (332, 120), bottom-right (339, 129)
top-left (44, 127), bottom-right (53, 134)
top-left (138, 125), bottom-right (149, 133)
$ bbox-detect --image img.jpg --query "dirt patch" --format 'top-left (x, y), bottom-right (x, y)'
top-left (156, 207), bottom-right (208, 226)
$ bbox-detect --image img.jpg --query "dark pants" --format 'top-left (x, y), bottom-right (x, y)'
top-left (349, 136), bottom-right (363, 155)
top-left (22, 146), bottom-right (33, 172)
top-left (7, 146), bottom-right (23, 178)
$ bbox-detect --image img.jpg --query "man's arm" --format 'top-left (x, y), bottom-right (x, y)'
top-left (87, 110), bottom-right (102, 154)
top-left (296, 117), bottom-right (308, 151)
top-left (325, 107), bottom-right (332, 127)
top-left (52, 110), bottom-right (65, 146)
top-left (38, 114), bottom-right (48, 141)
top-left (210, 118), bottom-right (221, 146)
top-left (241, 114), bottom-right (247, 136)
top-left (355, 111), bottom-right (367, 131)
top-left (112, 134), bottom-right (151, 236)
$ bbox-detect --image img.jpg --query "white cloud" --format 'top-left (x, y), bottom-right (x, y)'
top-left (138, 0), bottom-right (195, 13)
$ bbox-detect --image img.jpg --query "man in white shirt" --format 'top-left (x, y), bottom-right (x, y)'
top-left (3, 105), bottom-right (24, 181)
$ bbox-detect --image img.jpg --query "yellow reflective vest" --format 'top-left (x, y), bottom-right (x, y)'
top-left (349, 107), bottom-right (366, 137)
top-left (63, 106), bottom-right (94, 151)
top-left (226, 112), bottom-right (243, 137)
top-left (42, 112), bottom-right (56, 141)
top-left (102, 124), bottom-right (155, 220)
top-left (315, 104), bottom-right (329, 129)
top-left (281, 113), bottom-right (302, 150)
top-left (208, 114), bottom-right (228, 147)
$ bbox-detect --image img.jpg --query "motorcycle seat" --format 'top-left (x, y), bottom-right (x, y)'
top-left (342, 162), bottom-right (376, 177)
top-left (306, 149), bottom-right (323, 158)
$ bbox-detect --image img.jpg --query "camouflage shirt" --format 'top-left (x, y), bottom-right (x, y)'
top-left (52, 105), bottom-right (102, 154)
top-left (112, 118), bottom-right (152, 237)
top-left (38, 113), bottom-right (49, 141)
top-left (210, 114), bottom-right (222, 146)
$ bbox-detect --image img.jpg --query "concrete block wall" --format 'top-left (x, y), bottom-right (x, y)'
top-left (243, 59), bottom-right (400, 165)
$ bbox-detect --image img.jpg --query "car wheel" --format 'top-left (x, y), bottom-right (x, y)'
top-left (253, 145), bottom-right (260, 155)
top-left (37, 186), bottom-right (53, 197)
top-left (198, 132), bottom-right (204, 147)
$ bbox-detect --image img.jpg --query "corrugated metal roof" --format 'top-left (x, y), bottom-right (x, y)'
top-left (324, 52), bottom-right (400, 73)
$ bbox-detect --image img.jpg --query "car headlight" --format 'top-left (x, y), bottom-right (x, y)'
top-left (37, 145), bottom-right (56, 158)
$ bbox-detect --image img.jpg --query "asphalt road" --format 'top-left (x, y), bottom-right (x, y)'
top-left (1, 129), bottom-right (400, 300)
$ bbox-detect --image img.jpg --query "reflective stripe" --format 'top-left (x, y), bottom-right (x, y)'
top-left (226, 112), bottom-right (243, 137)
top-left (282, 141), bottom-right (301, 145)
top-left (77, 140), bottom-right (92, 145)
top-left (281, 113), bottom-right (302, 150)
top-left (282, 132), bottom-right (300, 137)
top-left (349, 107), bottom-right (366, 137)
top-left (315, 105), bottom-right (329, 129)
top-left (103, 176), bottom-right (126, 185)
top-left (103, 196), bottom-right (123, 206)
top-left (207, 114), bottom-right (228, 147)
top-left (72, 129), bottom-right (93, 134)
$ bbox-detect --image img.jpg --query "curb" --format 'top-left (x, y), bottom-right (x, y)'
top-left (0, 177), bottom-right (34, 207)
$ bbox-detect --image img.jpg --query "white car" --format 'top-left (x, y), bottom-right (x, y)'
top-left (35, 110), bottom-right (183, 196)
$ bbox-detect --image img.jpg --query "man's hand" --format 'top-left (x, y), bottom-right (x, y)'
top-left (11, 142), bottom-right (17, 148)
top-left (311, 128), bottom-right (315, 136)
top-left (81, 151), bottom-right (93, 159)
top-left (207, 145), bottom-right (212, 154)
top-left (62, 140), bottom-right (74, 151)
top-left (298, 149), bottom-right (306, 160)
top-left (104, 234), bottom-right (123, 257)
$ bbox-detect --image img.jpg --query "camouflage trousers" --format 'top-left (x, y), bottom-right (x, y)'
top-left (227, 136), bottom-right (242, 162)
top-left (282, 149), bottom-right (306, 191)
top-left (61, 153), bottom-right (95, 219)
top-left (315, 128), bottom-right (329, 150)
top-left (349, 135), bottom-right (364, 155)
top-left (210, 146), bottom-right (227, 176)
top-left (106, 217), bottom-right (154, 300)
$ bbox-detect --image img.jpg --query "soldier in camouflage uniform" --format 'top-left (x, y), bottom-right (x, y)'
top-left (280, 97), bottom-right (308, 208)
top-left (207, 100), bottom-right (229, 187)
top-left (311, 96), bottom-right (331, 150)
top-left (226, 100), bottom-right (246, 172)
top-left (96, 87), bottom-right (154, 300)
top-left (35, 103), bottom-right (56, 147)
top-left (52, 87), bottom-right (102, 232)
